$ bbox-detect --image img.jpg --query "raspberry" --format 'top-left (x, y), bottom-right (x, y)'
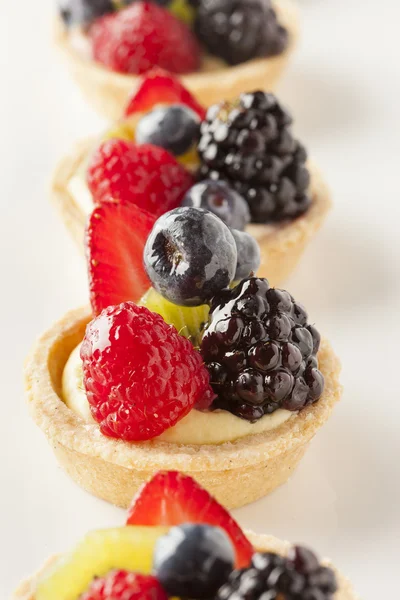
top-left (200, 278), bottom-right (324, 421)
top-left (81, 570), bottom-right (168, 600)
top-left (198, 92), bottom-right (311, 223)
top-left (195, 0), bottom-right (288, 66)
top-left (89, 2), bottom-right (201, 75)
top-left (87, 139), bottom-right (194, 217)
top-left (217, 546), bottom-right (338, 600)
top-left (81, 302), bottom-right (215, 441)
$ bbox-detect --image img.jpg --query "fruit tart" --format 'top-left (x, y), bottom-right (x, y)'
top-left (25, 200), bottom-right (341, 509)
top-left (13, 472), bottom-right (358, 600)
top-left (52, 73), bottom-right (331, 288)
top-left (55, 0), bottom-right (299, 118)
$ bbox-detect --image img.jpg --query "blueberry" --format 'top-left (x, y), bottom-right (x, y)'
top-left (135, 104), bottom-right (200, 157)
top-left (58, 0), bottom-right (114, 26)
top-left (182, 180), bottom-right (250, 230)
top-left (144, 207), bottom-right (237, 306)
top-left (231, 229), bottom-right (261, 280)
top-left (153, 524), bottom-right (235, 599)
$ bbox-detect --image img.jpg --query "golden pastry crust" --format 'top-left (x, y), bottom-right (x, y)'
top-left (50, 137), bottom-right (331, 288)
top-left (12, 532), bottom-right (359, 600)
top-left (54, 0), bottom-right (299, 119)
top-left (25, 306), bottom-right (342, 509)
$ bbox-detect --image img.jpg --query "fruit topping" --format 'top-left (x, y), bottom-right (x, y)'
top-left (126, 471), bottom-right (254, 568)
top-left (153, 524), bottom-right (235, 598)
top-left (182, 180), bottom-right (250, 231)
top-left (81, 302), bottom-right (215, 440)
top-left (86, 202), bottom-right (155, 315)
top-left (125, 70), bottom-right (206, 120)
top-left (164, 0), bottom-right (197, 25)
top-left (217, 546), bottom-right (338, 600)
top-left (81, 570), bottom-right (168, 600)
top-left (194, 0), bottom-right (288, 66)
top-left (89, 2), bottom-right (201, 75)
top-left (35, 526), bottom-right (168, 600)
top-left (198, 92), bottom-right (311, 223)
top-left (87, 139), bottom-right (193, 216)
top-left (230, 229), bottom-right (261, 280)
top-left (200, 277), bottom-right (324, 421)
top-left (136, 104), bottom-right (201, 157)
top-left (140, 287), bottom-right (209, 343)
top-left (144, 207), bottom-right (237, 306)
top-left (58, 0), bottom-right (114, 27)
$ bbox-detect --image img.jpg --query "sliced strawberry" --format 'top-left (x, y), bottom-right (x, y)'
top-left (86, 202), bottom-right (155, 315)
top-left (87, 140), bottom-right (194, 217)
top-left (125, 69), bottom-right (206, 120)
top-left (126, 471), bottom-right (254, 568)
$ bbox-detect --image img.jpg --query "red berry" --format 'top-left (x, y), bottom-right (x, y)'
top-left (81, 303), bottom-right (214, 441)
top-left (87, 140), bottom-right (193, 216)
top-left (81, 570), bottom-right (167, 600)
top-left (86, 202), bottom-right (155, 315)
top-left (126, 471), bottom-right (254, 568)
top-left (89, 2), bottom-right (201, 75)
top-left (125, 69), bottom-right (206, 120)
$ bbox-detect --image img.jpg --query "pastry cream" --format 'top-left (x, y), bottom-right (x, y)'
top-left (62, 344), bottom-right (293, 445)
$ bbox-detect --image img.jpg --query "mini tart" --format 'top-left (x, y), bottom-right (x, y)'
top-left (12, 532), bottom-right (358, 600)
top-left (54, 0), bottom-right (299, 119)
top-left (25, 306), bottom-right (341, 510)
top-left (51, 139), bottom-right (331, 289)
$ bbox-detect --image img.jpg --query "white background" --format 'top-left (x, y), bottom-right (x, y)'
top-left (1, 0), bottom-right (399, 597)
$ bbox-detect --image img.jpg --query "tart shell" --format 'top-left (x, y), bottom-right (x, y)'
top-left (12, 532), bottom-right (358, 600)
top-left (51, 139), bottom-right (331, 289)
top-left (54, 0), bottom-right (299, 120)
top-left (25, 306), bottom-right (342, 510)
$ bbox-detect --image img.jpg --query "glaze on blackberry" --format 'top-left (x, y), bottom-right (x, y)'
top-left (217, 546), bottom-right (338, 600)
top-left (194, 0), bottom-right (288, 66)
top-left (198, 92), bottom-right (311, 223)
top-left (200, 278), bottom-right (324, 421)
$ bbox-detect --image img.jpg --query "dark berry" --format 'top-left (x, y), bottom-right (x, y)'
top-left (144, 207), bottom-right (237, 306)
top-left (136, 104), bottom-right (200, 157)
top-left (195, 0), bottom-right (288, 66)
top-left (217, 546), bottom-right (338, 600)
top-left (200, 278), bottom-right (324, 420)
top-left (153, 524), bottom-right (235, 599)
top-left (231, 229), bottom-right (261, 280)
top-left (182, 180), bottom-right (250, 230)
top-left (58, 0), bottom-right (114, 26)
top-left (198, 92), bottom-right (311, 223)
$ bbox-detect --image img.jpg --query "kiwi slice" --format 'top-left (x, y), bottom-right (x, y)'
top-left (36, 526), bottom-right (168, 600)
top-left (139, 288), bottom-right (209, 346)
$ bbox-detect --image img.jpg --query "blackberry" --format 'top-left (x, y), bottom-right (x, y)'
top-left (197, 92), bottom-right (311, 223)
top-left (217, 546), bottom-right (338, 600)
top-left (194, 0), bottom-right (288, 66)
top-left (200, 278), bottom-right (324, 421)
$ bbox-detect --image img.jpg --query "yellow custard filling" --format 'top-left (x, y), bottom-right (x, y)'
top-left (62, 344), bottom-right (293, 445)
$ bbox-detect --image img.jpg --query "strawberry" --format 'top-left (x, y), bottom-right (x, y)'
top-left (86, 202), bottom-right (155, 314)
top-left (125, 69), bottom-right (206, 120)
top-left (126, 471), bottom-right (254, 568)
top-left (89, 2), bottom-right (201, 75)
top-left (87, 140), bottom-right (194, 216)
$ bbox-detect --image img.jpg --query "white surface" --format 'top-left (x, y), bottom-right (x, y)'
top-left (0, 0), bottom-right (399, 597)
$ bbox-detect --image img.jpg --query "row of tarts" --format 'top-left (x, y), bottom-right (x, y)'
top-left (16, 1), bottom-right (359, 599)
